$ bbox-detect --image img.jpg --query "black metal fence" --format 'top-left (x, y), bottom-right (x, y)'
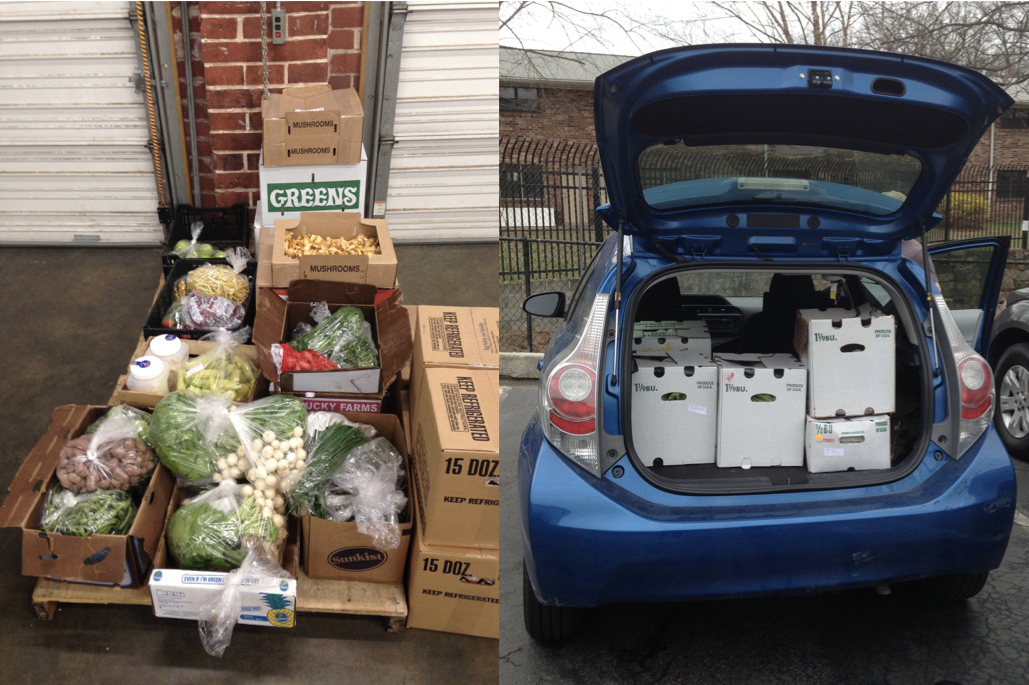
top-left (499, 134), bottom-right (1029, 353)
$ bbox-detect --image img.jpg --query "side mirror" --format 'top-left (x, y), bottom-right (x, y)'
top-left (523, 292), bottom-right (566, 318)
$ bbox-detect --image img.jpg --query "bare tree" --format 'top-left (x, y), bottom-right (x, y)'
top-left (709, 1), bottom-right (857, 46)
top-left (851, 1), bottom-right (1029, 88)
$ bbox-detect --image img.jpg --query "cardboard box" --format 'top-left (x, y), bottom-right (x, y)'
top-left (632, 320), bottom-right (711, 360)
top-left (805, 415), bottom-right (892, 473)
top-left (259, 148), bottom-right (367, 221)
top-left (109, 337), bottom-right (264, 410)
top-left (0, 405), bottom-right (174, 586)
top-left (300, 413), bottom-right (413, 582)
top-left (406, 511), bottom-right (499, 639)
top-left (716, 354), bottom-right (807, 468)
top-left (631, 356), bottom-right (718, 466)
top-left (149, 568), bottom-right (297, 627)
top-left (253, 281), bottom-right (413, 413)
top-left (411, 306), bottom-right (500, 403)
top-left (262, 85), bottom-right (362, 166)
top-left (795, 307), bottom-right (896, 418)
top-left (411, 368), bottom-right (499, 548)
top-left (270, 213), bottom-right (397, 289)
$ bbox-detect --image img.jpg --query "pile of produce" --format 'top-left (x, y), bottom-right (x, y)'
top-left (162, 247), bottom-right (251, 331)
top-left (166, 481), bottom-right (280, 571)
top-left (283, 232), bottom-right (379, 257)
top-left (287, 421), bottom-right (368, 518)
top-left (85, 405), bottom-right (153, 449)
top-left (276, 304), bottom-right (379, 373)
top-left (40, 486), bottom-right (138, 537)
top-left (150, 392), bottom-right (306, 483)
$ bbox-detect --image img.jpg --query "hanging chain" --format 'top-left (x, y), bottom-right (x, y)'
top-left (136, 0), bottom-right (166, 205)
top-left (260, 2), bottom-right (269, 99)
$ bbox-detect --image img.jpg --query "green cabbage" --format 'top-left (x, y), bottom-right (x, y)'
top-left (166, 495), bottom-right (277, 571)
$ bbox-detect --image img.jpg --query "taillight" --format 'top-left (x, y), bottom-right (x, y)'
top-left (959, 357), bottom-right (993, 420)
top-left (932, 292), bottom-right (995, 457)
top-left (540, 294), bottom-right (609, 476)
top-left (547, 364), bottom-right (596, 435)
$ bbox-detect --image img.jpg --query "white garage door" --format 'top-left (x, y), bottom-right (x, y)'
top-left (0, 1), bottom-right (163, 244)
top-left (385, 1), bottom-right (499, 242)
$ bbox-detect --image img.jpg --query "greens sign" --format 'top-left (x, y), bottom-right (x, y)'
top-left (267, 180), bottom-right (360, 213)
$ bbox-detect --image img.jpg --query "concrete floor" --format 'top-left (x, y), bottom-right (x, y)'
top-left (0, 243), bottom-right (499, 685)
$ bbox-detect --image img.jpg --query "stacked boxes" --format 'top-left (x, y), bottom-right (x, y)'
top-left (796, 307), bottom-right (896, 473)
top-left (261, 84), bottom-right (363, 167)
top-left (632, 320), bottom-right (712, 361)
top-left (407, 308), bottom-right (500, 638)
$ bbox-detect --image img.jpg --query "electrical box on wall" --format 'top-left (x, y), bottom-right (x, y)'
top-left (272, 9), bottom-right (286, 44)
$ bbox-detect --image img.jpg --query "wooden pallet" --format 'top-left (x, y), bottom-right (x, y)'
top-left (31, 571), bottom-right (407, 631)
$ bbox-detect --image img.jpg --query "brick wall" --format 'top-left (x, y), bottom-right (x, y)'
top-left (171, 1), bottom-right (364, 212)
top-left (501, 87), bottom-right (596, 144)
top-left (968, 126), bottom-right (1029, 170)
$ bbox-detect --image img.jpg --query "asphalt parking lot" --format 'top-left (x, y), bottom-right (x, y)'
top-left (499, 378), bottom-right (1029, 685)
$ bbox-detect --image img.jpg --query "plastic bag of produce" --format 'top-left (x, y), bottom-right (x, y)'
top-left (197, 537), bottom-right (294, 657)
top-left (40, 485), bottom-right (138, 536)
top-left (288, 301), bottom-right (331, 339)
top-left (323, 437), bottom-right (407, 550)
top-left (184, 247), bottom-right (251, 305)
top-left (56, 414), bottom-right (157, 493)
top-left (171, 219), bottom-right (225, 259)
top-left (288, 414), bottom-right (371, 518)
top-left (165, 480), bottom-right (281, 572)
top-left (226, 395), bottom-right (309, 518)
top-left (151, 391), bottom-right (238, 482)
top-left (85, 404), bottom-right (153, 449)
top-left (177, 328), bottom-right (257, 401)
top-left (286, 305), bottom-right (379, 370)
top-left (180, 292), bottom-right (246, 330)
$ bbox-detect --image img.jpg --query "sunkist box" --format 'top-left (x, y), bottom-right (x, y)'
top-left (794, 307), bottom-right (896, 418)
top-left (259, 148), bottom-right (367, 222)
top-left (805, 415), bottom-right (892, 473)
top-left (262, 84), bottom-right (363, 166)
top-left (109, 336), bottom-right (265, 410)
top-left (631, 355), bottom-right (718, 466)
top-left (0, 405), bottom-right (173, 586)
top-left (301, 412), bottom-right (413, 582)
top-left (406, 482), bottom-right (499, 639)
top-left (253, 280), bottom-right (413, 413)
top-left (411, 367), bottom-right (499, 548)
top-left (715, 353), bottom-right (807, 468)
top-left (410, 306), bottom-right (500, 403)
top-left (270, 212), bottom-right (397, 289)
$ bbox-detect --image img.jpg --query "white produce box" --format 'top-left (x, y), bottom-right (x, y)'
top-left (795, 307), bottom-right (895, 418)
top-left (716, 353), bottom-right (807, 468)
top-left (631, 355), bottom-right (718, 466)
top-left (805, 415), bottom-right (891, 473)
top-left (259, 147), bottom-right (367, 221)
top-left (149, 568), bottom-right (297, 628)
top-left (632, 320), bottom-right (712, 360)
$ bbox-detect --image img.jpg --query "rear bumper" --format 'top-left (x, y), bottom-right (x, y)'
top-left (519, 423), bottom-right (1016, 608)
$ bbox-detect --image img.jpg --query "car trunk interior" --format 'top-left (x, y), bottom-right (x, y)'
top-left (625, 265), bottom-right (929, 493)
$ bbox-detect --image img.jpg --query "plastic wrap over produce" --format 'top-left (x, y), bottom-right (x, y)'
top-left (177, 328), bottom-right (257, 401)
top-left (273, 304), bottom-right (379, 374)
top-left (323, 437), bottom-right (407, 550)
top-left (165, 480), bottom-right (280, 572)
top-left (40, 486), bottom-right (137, 537)
top-left (56, 414), bottom-right (157, 493)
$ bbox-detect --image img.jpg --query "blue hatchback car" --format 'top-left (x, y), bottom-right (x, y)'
top-left (519, 44), bottom-right (1017, 642)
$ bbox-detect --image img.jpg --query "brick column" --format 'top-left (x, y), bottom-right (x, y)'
top-left (172, 1), bottom-right (365, 212)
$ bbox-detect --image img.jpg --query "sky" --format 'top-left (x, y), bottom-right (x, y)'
top-left (500, 1), bottom-right (746, 56)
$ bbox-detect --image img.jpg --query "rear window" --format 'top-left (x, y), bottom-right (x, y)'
top-left (638, 142), bottom-right (921, 216)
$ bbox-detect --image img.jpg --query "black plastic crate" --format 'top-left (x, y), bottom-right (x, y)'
top-left (162, 204), bottom-right (250, 275)
top-left (144, 258), bottom-right (257, 342)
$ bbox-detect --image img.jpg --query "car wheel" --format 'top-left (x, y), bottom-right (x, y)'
top-left (523, 563), bottom-right (581, 642)
top-left (918, 572), bottom-right (989, 601)
top-left (994, 342), bottom-right (1029, 461)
